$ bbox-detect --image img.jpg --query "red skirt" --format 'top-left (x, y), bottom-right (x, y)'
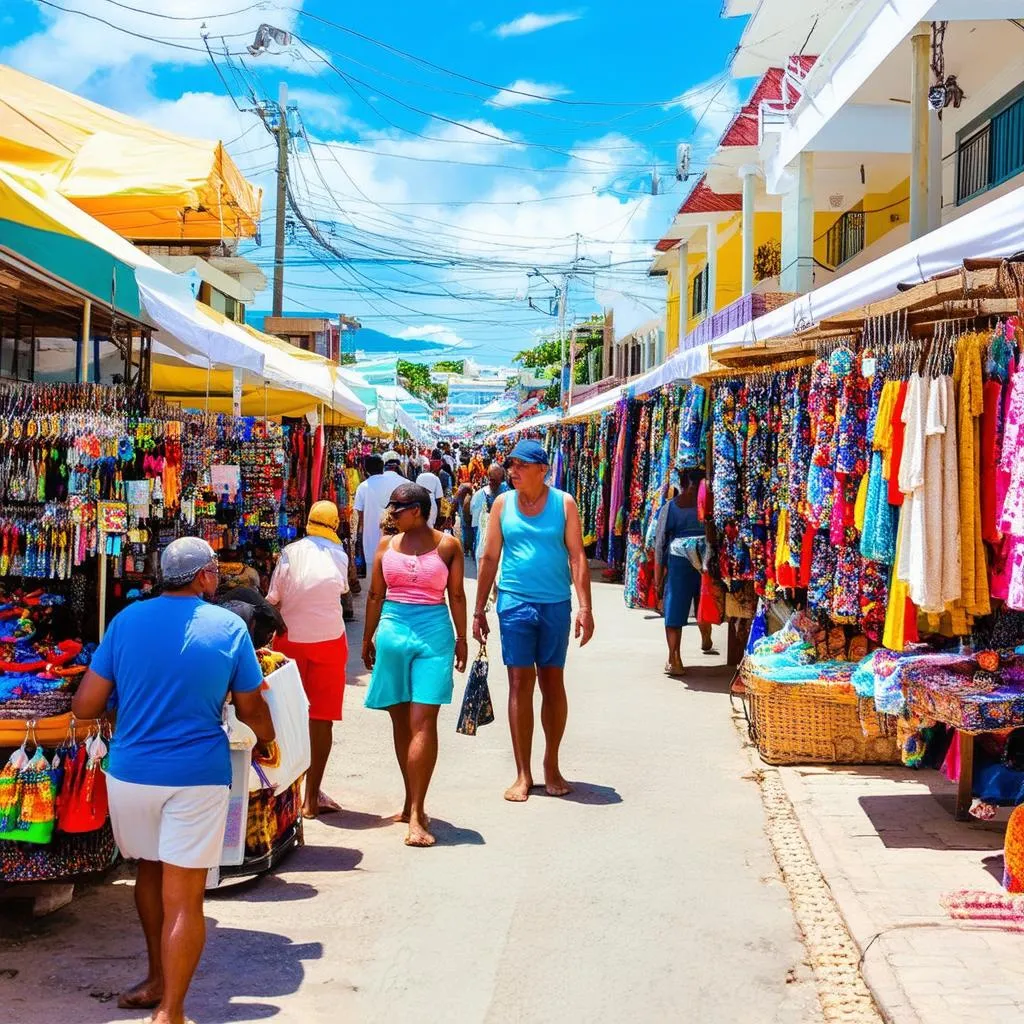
top-left (273, 632), bottom-right (348, 722)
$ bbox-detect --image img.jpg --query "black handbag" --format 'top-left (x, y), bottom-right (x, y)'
top-left (456, 644), bottom-right (495, 736)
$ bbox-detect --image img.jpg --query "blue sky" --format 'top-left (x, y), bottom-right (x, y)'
top-left (1, 1), bottom-right (746, 364)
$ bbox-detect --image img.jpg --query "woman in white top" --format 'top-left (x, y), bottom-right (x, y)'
top-left (268, 500), bottom-right (350, 819)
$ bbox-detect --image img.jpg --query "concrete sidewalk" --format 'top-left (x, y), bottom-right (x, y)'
top-left (772, 759), bottom-right (1024, 1024)
top-left (0, 578), bottom-right (822, 1024)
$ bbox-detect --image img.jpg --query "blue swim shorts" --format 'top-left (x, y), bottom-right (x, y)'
top-left (496, 593), bottom-right (572, 669)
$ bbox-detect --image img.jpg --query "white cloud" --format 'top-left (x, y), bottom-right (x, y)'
top-left (487, 80), bottom-right (571, 109)
top-left (2, 1), bottom-right (668, 362)
top-left (288, 88), bottom-right (361, 132)
top-left (0, 0), bottom-right (309, 97)
top-left (395, 326), bottom-right (467, 348)
top-left (663, 76), bottom-right (742, 144)
top-left (493, 12), bottom-right (582, 38)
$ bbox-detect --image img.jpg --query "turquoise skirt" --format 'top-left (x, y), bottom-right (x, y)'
top-left (365, 601), bottom-right (455, 709)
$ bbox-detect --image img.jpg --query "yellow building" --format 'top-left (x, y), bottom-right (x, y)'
top-left (651, 58), bottom-right (913, 353)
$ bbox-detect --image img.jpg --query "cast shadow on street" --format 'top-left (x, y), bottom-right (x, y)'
top-left (187, 917), bottom-right (322, 1021)
top-left (675, 665), bottom-right (737, 694)
top-left (858, 793), bottom-right (1006, 851)
top-left (208, 874), bottom-right (320, 903)
top-left (555, 782), bottom-right (622, 806)
top-left (280, 843), bottom-right (365, 873)
top-left (328, 808), bottom-right (397, 830)
top-left (428, 818), bottom-right (486, 846)
top-left (983, 853), bottom-right (1006, 884)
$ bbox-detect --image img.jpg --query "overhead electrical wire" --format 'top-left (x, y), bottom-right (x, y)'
top-left (184, 18), bottom-right (751, 340)
top-left (30, 0), bottom-right (248, 54)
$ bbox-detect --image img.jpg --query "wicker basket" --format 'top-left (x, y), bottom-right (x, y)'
top-left (744, 669), bottom-right (900, 766)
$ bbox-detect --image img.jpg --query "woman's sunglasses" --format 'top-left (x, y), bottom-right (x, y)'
top-left (387, 501), bottom-right (419, 514)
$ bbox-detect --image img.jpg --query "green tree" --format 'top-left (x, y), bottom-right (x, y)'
top-left (396, 360), bottom-right (446, 405)
top-left (513, 314), bottom-right (606, 404)
top-left (432, 359), bottom-right (464, 374)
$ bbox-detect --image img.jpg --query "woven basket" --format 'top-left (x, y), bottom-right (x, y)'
top-left (744, 670), bottom-right (900, 766)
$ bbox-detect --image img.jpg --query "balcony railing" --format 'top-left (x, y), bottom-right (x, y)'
top-left (956, 90), bottom-right (1024, 205)
top-left (825, 210), bottom-right (865, 269)
top-left (956, 124), bottom-right (991, 205)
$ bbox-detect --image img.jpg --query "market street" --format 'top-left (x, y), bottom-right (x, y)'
top-left (0, 577), bottom-right (821, 1024)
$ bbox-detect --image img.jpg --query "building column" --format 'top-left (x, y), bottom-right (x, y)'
top-left (910, 22), bottom-right (931, 240)
top-left (705, 222), bottom-right (718, 316)
top-left (780, 151), bottom-right (815, 293)
top-left (740, 164), bottom-right (758, 295)
top-left (78, 299), bottom-right (92, 384)
top-left (929, 109), bottom-right (943, 231)
top-left (676, 240), bottom-right (688, 349)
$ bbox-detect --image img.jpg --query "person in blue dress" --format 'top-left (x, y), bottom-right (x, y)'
top-left (654, 469), bottom-right (715, 677)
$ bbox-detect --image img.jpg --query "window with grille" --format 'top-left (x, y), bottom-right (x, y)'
top-left (691, 263), bottom-right (710, 319)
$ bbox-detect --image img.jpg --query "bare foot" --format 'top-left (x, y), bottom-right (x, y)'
top-left (504, 775), bottom-right (533, 802)
top-left (405, 816), bottom-right (436, 847)
top-left (544, 770), bottom-right (573, 797)
top-left (117, 979), bottom-right (163, 1010)
top-left (664, 661), bottom-right (685, 678)
top-left (301, 804), bottom-right (319, 820)
top-left (393, 808), bottom-right (430, 825)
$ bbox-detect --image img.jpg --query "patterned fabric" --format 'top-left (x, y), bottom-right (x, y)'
top-left (675, 384), bottom-right (706, 470)
top-left (0, 820), bottom-right (117, 882)
top-left (807, 360), bottom-right (838, 528)
top-left (903, 656), bottom-right (1024, 731)
top-left (244, 780), bottom-right (302, 860)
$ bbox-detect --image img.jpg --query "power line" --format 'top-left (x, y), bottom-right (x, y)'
top-left (292, 38), bottom-right (664, 171)
top-left (295, 10), bottom-right (699, 109)
top-left (95, 0), bottom-right (271, 20)
top-left (30, 0), bottom-right (246, 54)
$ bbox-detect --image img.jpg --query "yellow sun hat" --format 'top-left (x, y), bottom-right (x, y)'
top-left (306, 500), bottom-right (341, 544)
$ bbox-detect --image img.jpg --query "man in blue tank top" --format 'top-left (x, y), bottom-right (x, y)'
top-left (474, 439), bottom-right (595, 801)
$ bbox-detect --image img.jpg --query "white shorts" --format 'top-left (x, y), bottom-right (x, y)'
top-left (106, 775), bottom-right (230, 870)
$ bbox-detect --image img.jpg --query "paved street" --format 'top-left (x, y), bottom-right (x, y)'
top-left (1, 578), bottom-right (821, 1023)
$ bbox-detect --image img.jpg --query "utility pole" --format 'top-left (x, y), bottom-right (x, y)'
top-left (559, 232), bottom-right (581, 410)
top-left (272, 81), bottom-right (289, 317)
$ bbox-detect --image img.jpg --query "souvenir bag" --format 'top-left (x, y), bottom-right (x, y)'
top-left (457, 644), bottom-right (495, 736)
top-left (697, 573), bottom-right (725, 626)
top-left (56, 729), bottom-right (109, 834)
top-left (0, 724), bottom-right (56, 845)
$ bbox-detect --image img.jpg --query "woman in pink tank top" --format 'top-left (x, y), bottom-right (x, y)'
top-left (362, 482), bottom-right (468, 847)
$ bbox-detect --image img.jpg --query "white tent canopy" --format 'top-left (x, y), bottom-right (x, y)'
top-left (495, 410), bottom-right (560, 437)
top-left (140, 277), bottom-right (266, 375)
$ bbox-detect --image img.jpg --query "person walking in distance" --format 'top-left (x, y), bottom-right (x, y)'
top-left (654, 468), bottom-right (716, 677)
top-left (268, 501), bottom-right (351, 819)
top-left (362, 483), bottom-right (468, 846)
top-left (72, 538), bottom-right (275, 1024)
top-left (354, 454), bottom-right (405, 569)
top-left (474, 439), bottom-right (594, 801)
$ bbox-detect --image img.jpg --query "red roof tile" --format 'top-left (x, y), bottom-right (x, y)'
top-left (653, 58), bottom-right (817, 253)
top-left (654, 174), bottom-right (742, 250)
top-left (720, 57), bottom-right (817, 148)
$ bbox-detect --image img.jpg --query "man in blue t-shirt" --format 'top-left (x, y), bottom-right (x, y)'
top-left (74, 537), bottom-right (274, 1024)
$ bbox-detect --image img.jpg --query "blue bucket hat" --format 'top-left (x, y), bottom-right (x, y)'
top-left (508, 439), bottom-right (549, 465)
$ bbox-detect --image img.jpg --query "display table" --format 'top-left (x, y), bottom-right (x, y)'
top-left (902, 657), bottom-right (1024, 820)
